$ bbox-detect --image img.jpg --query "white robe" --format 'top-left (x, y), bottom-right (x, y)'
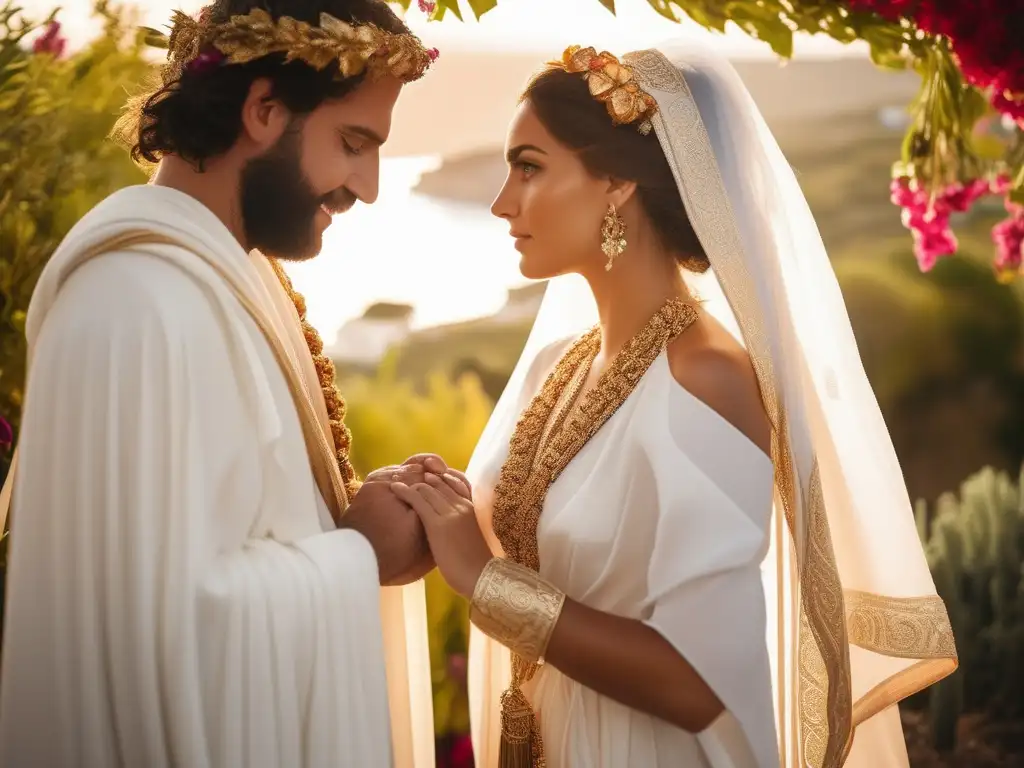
top-left (469, 339), bottom-right (778, 768)
top-left (0, 185), bottom-right (433, 767)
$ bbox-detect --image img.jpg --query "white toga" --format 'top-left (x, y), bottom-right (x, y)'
top-left (0, 185), bottom-right (433, 767)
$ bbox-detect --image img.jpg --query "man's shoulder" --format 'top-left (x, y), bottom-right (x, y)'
top-left (51, 249), bottom-right (215, 341)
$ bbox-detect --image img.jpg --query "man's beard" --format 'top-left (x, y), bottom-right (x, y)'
top-left (239, 127), bottom-right (347, 262)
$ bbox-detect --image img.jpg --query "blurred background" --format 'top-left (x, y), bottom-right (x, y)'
top-left (2, 1), bottom-right (1023, 766)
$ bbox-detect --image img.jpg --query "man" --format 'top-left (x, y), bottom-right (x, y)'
top-left (0, 2), bottom-right (450, 765)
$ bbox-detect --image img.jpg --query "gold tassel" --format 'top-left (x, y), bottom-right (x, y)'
top-left (499, 685), bottom-right (536, 768)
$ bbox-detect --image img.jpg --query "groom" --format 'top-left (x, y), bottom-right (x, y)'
top-left (0, 1), bottom-right (453, 766)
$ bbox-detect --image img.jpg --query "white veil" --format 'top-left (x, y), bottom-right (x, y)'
top-left (467, 42), bottom-right (957, 767)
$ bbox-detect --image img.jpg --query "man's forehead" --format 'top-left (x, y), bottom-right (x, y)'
top-left (327, 76), bottom-right (402, 140)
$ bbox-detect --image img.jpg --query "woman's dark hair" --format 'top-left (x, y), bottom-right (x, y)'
top-left (112, 0), bottom-right (412, 168)
top-left (522, 67), bottom-right (710, 273)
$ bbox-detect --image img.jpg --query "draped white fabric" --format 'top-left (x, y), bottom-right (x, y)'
top-left (468, 338), bottom-right (776, 767)
top-left (0, 185), bottom-right (435, 767)
top-left (467, 42), bottom-right (955, 768)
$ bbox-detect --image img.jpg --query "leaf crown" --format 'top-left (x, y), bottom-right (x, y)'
top-left (144, 7), bottom-right (438, 83)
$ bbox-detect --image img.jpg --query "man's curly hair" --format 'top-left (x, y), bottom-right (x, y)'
top-left (111, 0), bottom-right (411, 169)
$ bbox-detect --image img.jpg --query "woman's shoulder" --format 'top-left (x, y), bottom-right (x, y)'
top-left (665, 316), bottom-right (771, 459)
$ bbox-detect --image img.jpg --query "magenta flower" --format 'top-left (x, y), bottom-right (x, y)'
top-left (992, 208), bottom-right (1024, 277)
top-left (447, 735), bottom-right (473, 768)
top-left (418, 0), bottom-right (437, 13)
top-left (0, 417), bottom-right (12, 451)
top-left (187, 48), bottom-right (226, 75)
top-left (32, 20), bottom-right (66, 58)
top-left (891, 176), bottom-right (1006, 272)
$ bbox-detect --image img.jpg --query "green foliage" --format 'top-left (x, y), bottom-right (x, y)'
top-left (834, 247), bottom-right (1024, 501)
top-left (916, 465), bottom-right (1024, 749)
top-left (0, 1), bottom-right (151, 457)
top-left (341, 367), bottom-right (494, 735)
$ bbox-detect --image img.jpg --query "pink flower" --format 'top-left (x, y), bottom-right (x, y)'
top-left (447, 735), bottom-right (473, 768)
top-left (32, 20), bottom-right (66, 58)
top-left (942, 179), bottom-right (991, 213)
top-left (0, 417), bottom-right (11, 450)
top-left (427, 47), bottom-right (440, 62)
top-left (991, 90), bottom-right (1024, 126)
top-left (914, 226), bottom-right (959, 272)
top-left (187, 48), bottom-right (226, 75)
top-left (418, 0), bottom-right (437, 13)
top-left (992, 212), bottom-right (1024, 276)
top-left (991, 173), bottom-right (1013, 196)
top-left (890, 175), bottom-right (1009, 272)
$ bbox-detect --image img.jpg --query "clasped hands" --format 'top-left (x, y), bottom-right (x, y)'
top-left (340, 453), bottom-right (494, 596)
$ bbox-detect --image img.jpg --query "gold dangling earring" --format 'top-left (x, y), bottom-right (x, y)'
top-left (601, 203), bottom-right (627, 271)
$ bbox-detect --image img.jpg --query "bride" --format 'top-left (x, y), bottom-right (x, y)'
top-left (392, 43), bottom-right (958, 767)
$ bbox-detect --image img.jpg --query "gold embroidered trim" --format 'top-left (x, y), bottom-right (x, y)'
top-left (491, 298), bottom-right (698, 767)
top-left (801, 463), bottom-right (852, 767)
top-left (845, 590), bottom-right (957, 659)
top-left (268, 258), bottom-right (360, 508)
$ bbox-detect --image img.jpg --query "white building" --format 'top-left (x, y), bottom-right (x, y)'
top-left (327, 302), bottom-right (414, 367)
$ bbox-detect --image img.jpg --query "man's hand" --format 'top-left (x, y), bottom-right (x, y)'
top-left (340, 479), bottom-right (434, 587)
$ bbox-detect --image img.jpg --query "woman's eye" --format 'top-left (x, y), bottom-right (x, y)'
top-left (513, 160), bottom-right (539, 176)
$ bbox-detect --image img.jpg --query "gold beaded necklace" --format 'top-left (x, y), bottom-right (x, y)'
top-left (490, 297), bottom-right (699, 768)
top-left (268, 257), bottom-right (361, 501)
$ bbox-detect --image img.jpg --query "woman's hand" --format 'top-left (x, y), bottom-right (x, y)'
top-left (390, 473), bottom-right (493, 598)
top-left (364, 454), bottom-right (473, 499)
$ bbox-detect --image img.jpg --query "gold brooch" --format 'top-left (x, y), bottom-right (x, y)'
top-left (555, 45), bottom-right (657, 135)
top-left (149, 8), bottom-right (437, 84)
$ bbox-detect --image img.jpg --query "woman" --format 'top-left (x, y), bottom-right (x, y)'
top-left (393, 43), bottom-right (958, 768)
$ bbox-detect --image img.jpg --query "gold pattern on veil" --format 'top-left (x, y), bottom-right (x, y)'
top-left (622, 49), bottom-right (957, 767)
top-left (490, 299), bottom-right (698, 767)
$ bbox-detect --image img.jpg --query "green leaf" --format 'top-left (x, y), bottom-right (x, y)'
top-left (673, 1), bottom-right (726, 32)
top-left (862, 24), bottom-right (908, 71)
top-left (466, 0), bottom-right (498, 18)
top-left (969, 134), bottom-right (1006, 163)
top-left (725, 3), bottom-right (794, 58)
top-left (139, 26), bottom-right (168, 49)
top-left (956, 85), bottom-right (991, 129)
top-left (438, 0), bottom-right (463, 21)
top-left (646, 0), bottom-right (678, 22)
top-left (868, 42), bottom-right (906, 70)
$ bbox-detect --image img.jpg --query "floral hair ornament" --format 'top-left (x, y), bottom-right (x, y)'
top-left (144, 7), bottom-right (437, 84)
top-left (554, 45), bottom-right (658, 135)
